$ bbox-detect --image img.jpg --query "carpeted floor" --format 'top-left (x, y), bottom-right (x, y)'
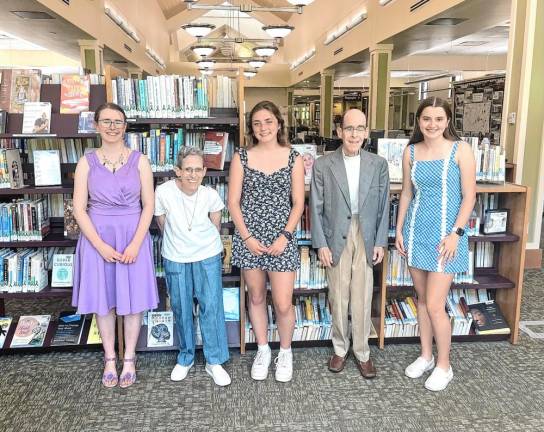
top-left (1, 264), bottom-right (543, 431)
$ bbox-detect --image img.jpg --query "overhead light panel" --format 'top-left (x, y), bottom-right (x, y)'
top-left (197, 59), bottom-right (215, 69)
top-left (290, 48), bottom-right (315, 70)
top-left (104, 3), bottom-right (140, 43)
top-left (186, 2), bottom-right (309, 14)
top-left (324, 12), bottom-right (366, 46)
top-left (181, 23), bottom-right (216, 37)
top-left (263, 25), bottom-right (294, 38)
top-left (191, 45), bottom-right (215, 56)
top-left (248, 59), bottom-right (266, 68)
top-left (253, 46), bottom-right (278, 57)
top-left (146, 45), bottom-right (166, 68)
top-left (379, 0), bottom-right (395, 5)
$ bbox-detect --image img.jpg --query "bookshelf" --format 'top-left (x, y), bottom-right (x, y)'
top-left (380, 182), bottom-right (529, 348)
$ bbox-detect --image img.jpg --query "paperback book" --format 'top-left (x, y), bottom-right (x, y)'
top-left (51, 312), bottom-right (85, 346)
top-left (147, 311), bottom-right (174, 347)
top-left (10, 315), bottom-right (51, 348)
top-left (33, 149), bottom-right (62, 186)
top-left (86, 314), bottom-right (102, 344)
top-left (292, 144), bottom-right (317, 185)
top-left (0, 69), bottom-right (41, 113)
top-left (22, 102), bottom-right (51, 134)
top-left (51, 254), bottom-right (74, 287)
top-left (60, 74), bottom-right (90, 114)
top-left (77, 111), bottom-right (97, 133)
top-left (63, 199), bottom-right (80, 239)
top-left (468, 301), bottom-right (510, 335)
top-left (203, 131), bottom-right (229, 170)
top-left (0, 316), bottom-right (13, 348)
top-left (377, 138), bottom-right (409, 183)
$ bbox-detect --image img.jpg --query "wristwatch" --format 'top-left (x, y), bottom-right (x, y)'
top-left (451, 226), bottom-right (465, 237)
top-left (280, 230), bottom-right (293, 241)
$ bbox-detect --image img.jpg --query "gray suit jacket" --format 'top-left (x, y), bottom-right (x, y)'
top-left (310, 147), bottom-right (390, 266)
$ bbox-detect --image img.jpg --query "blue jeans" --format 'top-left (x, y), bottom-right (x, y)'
top-left (164, 254), bottom-right (229, 366)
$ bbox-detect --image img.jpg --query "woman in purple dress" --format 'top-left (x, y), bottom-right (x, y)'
top-left (72, 103), bottom-right (158, 388)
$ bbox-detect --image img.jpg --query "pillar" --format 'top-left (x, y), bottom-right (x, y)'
top-left (78, 40), bottom-right (104, 75)
top-left (320, 69), bottom-right (334, 138)
top-left (368, 44), bottom-right (393, 133)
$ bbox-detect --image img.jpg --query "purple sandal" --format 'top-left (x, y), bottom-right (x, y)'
top-left (119, 357), bottom-right (137, 388)
top-left (102, 356), bottom-right (118, 388)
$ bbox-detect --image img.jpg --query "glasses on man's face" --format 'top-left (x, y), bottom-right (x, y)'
top-left (182, 167), bottom-right (204, 175)
top-left (98, 119), bottom-right (126, 128)
top-left (342, 125), bottom-right (367, 135)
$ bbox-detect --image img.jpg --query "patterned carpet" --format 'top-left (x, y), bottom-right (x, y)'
top-left (1, 266), bottom-right (543, 431)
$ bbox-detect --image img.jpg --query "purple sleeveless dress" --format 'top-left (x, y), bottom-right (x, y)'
top-left (72, 150), bottom-right (159, 316)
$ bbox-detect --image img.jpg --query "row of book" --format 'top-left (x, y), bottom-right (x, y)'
top-left (385, 295), bottom-right (510, 338)
top-left (0, 313), bottom-right (101, 349)
top-left (0, 248), bottom-right (49, 292)
top-left (295, 204), bottom-right (312, 240)
top-left (112, 75), bottom-right (238, 119)
top-left (377, 137), bottom-right (506, 185)
top-left (386, 244), bottom-right (477, 286)
top-left (295, 246), bottom-right (327, 290)
top-left (245, 293), bottom-right (333, 343)
top-left (0, 199), bottom-right (50, 241)
top-left (24, 138), bottom-right (99, 163)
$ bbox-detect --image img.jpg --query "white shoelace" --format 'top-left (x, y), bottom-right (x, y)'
top-left (274, 352), bottom-right (291, 369)
top-left (254, 350), bottom-right (269, 366)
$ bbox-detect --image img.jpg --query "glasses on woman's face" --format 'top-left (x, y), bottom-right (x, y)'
top-left (98, 119), bottom-right (126, 128)
top-left (342, 125), bottom-right (367, 135)
top-left (182, 167), bottom-right (204, 175)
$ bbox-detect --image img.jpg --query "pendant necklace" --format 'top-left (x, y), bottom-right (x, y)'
top-left (100, 148), bottom-right (127, 173)
top-left (180, 186), bottom-right (199, 231)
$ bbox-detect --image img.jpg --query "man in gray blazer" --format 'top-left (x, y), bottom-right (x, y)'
top-left (310, 109), bottom-right (389, 378)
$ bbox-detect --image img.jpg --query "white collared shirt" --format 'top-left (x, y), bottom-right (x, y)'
top-left (342, 150), bottom-right (360, 214)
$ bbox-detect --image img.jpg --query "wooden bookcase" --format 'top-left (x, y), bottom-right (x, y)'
top-left (379, 182), bottom-right (529, 348)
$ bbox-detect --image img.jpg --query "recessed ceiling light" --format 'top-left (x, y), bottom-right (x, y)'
top-left (425, 17), bottom-right (468, 26)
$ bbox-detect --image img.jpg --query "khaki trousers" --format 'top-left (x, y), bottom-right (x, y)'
top-left (326, 219), bottom-right (374, 362)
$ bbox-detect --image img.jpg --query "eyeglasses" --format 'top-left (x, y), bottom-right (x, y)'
top-left (182, 167), bottom-right (204, 175)
top-left (98, 119), bottom-right (126, 128)
top-left (342, 125), bottom-right (367, 134)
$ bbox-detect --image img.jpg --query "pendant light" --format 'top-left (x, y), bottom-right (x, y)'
top-left (191, 45), bottom-right (215, 56)
top-left (286, 0), bottom-right (314, 5)
top-left (181, 23), bottom-right (216, 38)
top-left (248, 59), bottom-right (266, 68)
top-left (196, 59), bottom-right (215, 69)
top-left (262, 25), bottom-right (294, 38)
top-left (253, 46), bottom-right (278, 57)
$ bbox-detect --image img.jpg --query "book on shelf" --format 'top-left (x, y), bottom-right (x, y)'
top-left (3, 149), bottom-right (25, 189)
top-left (223, 287), bottom-right (240, 321)
top-left (0, 248), bottom-right (49, 292)
top-left (33, 149), bottom-right (62, 186)
top-left (377, 138), bottom-right (409, 183)
top-left (292, 144), bottom-right (317, 185)
top-left (63, 199), bottom-right (80, 240)
top-left (51, 254), bottom-right (74, 287)
top-left (22, 102), bottom-right (52, 134)
top-left (221, 234), bottom-right (232, 274)
top-left (0, 316), bottom-right (13, 348)
top-left (203, 131), bottom-right (229, 170)
top-left (50, 312), bottom-right (85, 346)
top-left (60, 75), bottom-right (90, 114)
top-left (468, 300), bottom-right (510, 335)
top-left (77, 111), bottom-right (97, 134)
top-left (0, 68), bottom-right (41, 113)
top-left (10, 314), bottom-right (51, 348)
top-left (86, 314), bottom-right (102, 344)
top-left (147, 311), bottom-right (174, 347)
top-left (0, 110), bottom-right (7, 134)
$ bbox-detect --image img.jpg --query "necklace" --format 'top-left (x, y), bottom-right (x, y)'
top-left (179, 186), bottom-right (199, 231)
top-left (100, 148), bottom-right (127, 173)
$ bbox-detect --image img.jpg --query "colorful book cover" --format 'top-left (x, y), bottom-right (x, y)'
top-left (10, 315), bottom-right (51, 348)
top-left (147, 311), bottom-right (174, 347)
top-left (63, 199), bottom-right (80, 239)
top-left (4, 149), bottom-right (25, 189)
top-left (0, 316), bottom-right (13, 348)
top-left (203, 131), bottom-right (228, 170)
top-left (77, 111), bottom-right (96, 133)
top-left (0, 69), bottom-right (41, 113)
top-left (22, 102), bottom-right (52, 134)
top-left (86, 314), bottom-right (102, 344)
top-left (292, 144), bottom-right (317, 185)
top-left (60, 75), bottom-right (90, 114)
top-left (377, 138), bottom-right (409, 183)
top-left (51, 254), bottom-right (74, 287)
top-left (51, 311), bottom-right (85, 346)
top-left (468, 301), bottom-right (510, 335)
top-left (221, 234), bottom-right (232, 274)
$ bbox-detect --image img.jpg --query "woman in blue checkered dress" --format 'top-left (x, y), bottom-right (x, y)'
top-left (395, 97), bottom-right (476, 392)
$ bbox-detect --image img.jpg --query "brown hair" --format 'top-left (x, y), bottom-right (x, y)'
top-left (409, 97), bottom-right (461, 145)
top-left (247, 100), bottom-right (288, 148)
top-left (94, 102), bottom-right (127, 123)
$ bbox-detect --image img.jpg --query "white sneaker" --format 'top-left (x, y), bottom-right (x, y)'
top-left (205, 363), bottom-right (231, 387)
top-left (405, 356), bottom-right (435, 379)
top-left (424, 366), bottom-right (453, 391)
top-left (170, 362), bottom-right (194, 381)
top-left (274, 351), bottom-right (293, 383)
top-left (251, 348), bottom-right (272, 381)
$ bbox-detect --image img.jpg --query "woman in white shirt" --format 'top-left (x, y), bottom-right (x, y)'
top-left (155, 147), bottom-right (231, 386)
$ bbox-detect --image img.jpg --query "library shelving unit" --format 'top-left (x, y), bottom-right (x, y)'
top-left (379, 182), bottom-right (529, 348)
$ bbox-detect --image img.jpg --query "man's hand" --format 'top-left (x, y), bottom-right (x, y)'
top-left (372, 246), bottom-right (384, 265)
top-left (318, 247), bottom-right (334, 267)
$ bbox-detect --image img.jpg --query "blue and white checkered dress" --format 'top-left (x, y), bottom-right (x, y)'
top-left (402, 141), bottom-right (469, 273)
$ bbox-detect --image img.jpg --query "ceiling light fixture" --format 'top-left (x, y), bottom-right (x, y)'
top-left (104, 3), bottom-right (140, 43)
top-left (244, 70), bottom-right (257, 78)
top-left (248, 59), bottom-right (266, 68)
top-left (191, 45), bottom-right (215, 56)
top-left (146, 46), bottom-right (166, 68)
top-left (263, 25), bottom-right (294, 38)
top-left (196, 59), bottom-right (216, 69)
top-left (290, 48), bottom-right (315, 70)
top-left (199, 68), bottom-right (213, 75)
top-left (185, 1), bottom-right (309, 14)
top-left (181, 23), bottom-right (216, 37)
top-left (253, 46), bottom-right (278, 57)
top-left (324, 12), bottom-right (366, 45)
top-left (379, 0), bottom-right (395, 5)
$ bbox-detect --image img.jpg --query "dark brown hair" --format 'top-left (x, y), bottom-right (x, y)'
top-left (94, 102), bottom-right (127, 123)
top-left (409, 97), bottom-right (461, 145)
top-left (247, 100), bottom-right (288, 148)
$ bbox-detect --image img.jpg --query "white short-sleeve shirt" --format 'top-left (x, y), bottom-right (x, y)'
top-left (154, 180), bottom-right (224, 263)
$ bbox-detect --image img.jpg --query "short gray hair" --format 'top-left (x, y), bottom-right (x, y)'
top-left (176, 146), bottom-right (204, 169)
